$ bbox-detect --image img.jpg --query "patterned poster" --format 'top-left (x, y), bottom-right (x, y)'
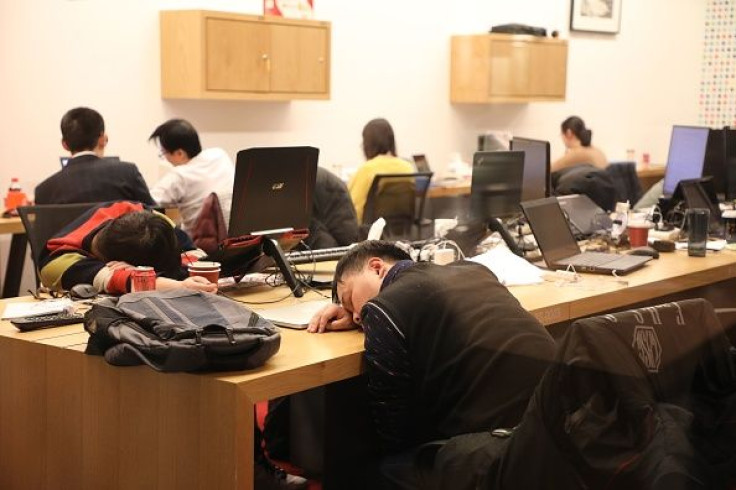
top-left (700, 0), bottom-right (736, 128)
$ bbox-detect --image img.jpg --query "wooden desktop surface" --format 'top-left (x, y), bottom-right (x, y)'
top-left (0, 251), bottom-right (734, 489)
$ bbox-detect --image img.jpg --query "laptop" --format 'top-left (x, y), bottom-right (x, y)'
top-left (412, 154), bottom-right (431, 173)
top-left (674, 177), bottom-right (723, 237)
top-left (229, 146), bottom-right (319, 237)
top-left (521, 197), bottom-right (652, 274)
top-left (556, 194), bottom-right (612, 237)
top-left (260, 299), bottom-right (332, 330)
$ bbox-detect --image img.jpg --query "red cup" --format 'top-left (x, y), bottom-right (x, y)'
top-left (188, 261), bottom-right (221, 283)
top-left (627, 221), bottom-right (651, 247)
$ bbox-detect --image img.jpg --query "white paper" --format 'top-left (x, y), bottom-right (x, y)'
top-left (2, 298), bottom-right (75, 320)
top-left (469, 247), bottom-right (545, 286)
top-left (674, 239), bottom-right (726, 252)
top-left (261, 300), bottom-right (332, 329)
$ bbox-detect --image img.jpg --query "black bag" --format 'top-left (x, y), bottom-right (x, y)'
top-left (84, 290), bottom-right (281, 372)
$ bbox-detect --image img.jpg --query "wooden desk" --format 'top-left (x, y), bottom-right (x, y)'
top-left (1, 252), bottom-right (735, 489)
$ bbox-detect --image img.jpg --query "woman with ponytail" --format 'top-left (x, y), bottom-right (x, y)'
top-left (551, 116), bottom-right (609, 172)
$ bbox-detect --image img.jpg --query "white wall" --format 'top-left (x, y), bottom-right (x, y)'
top-left (0, 0), bottom-right (704, 195)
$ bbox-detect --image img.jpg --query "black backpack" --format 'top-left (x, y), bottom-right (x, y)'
top-left (84, 290), bottom-right (281, 372)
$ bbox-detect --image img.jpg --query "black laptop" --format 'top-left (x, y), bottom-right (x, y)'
top-left (556, 194), bottom-right (612, 237)
top-left (521, 197), bottom-right (652, 274)
top-left (412, 154), bottom-right (431, 173)
top-left (229, 146), bottom-right (318, 237)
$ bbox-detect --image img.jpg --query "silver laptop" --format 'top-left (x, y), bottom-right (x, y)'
top-left (521, 197), bottom-right (651, 275)
top-left (557, 194), bottom-right (612, 237)
top-left (260, 300), bottom-right (332, 330)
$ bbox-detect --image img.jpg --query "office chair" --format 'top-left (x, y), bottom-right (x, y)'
top-left (606, 161), bottom-right (643, 204)
top-left (475, 298), bottom-right (736, 490)
top-left (17, 203), bottom-right (97, 287)
top-left (362, 172), bottom-right (433, 240)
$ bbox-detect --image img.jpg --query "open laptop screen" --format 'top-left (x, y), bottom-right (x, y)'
top-left (230, 146), bottom-right (318, 237)
top-left (521, 197), bottom-right (581, 266)
top-left (662, 125), bottom-right (710, 196)
top-left (470, 150), bottom-right (525, 221)
top-left (510, 137), bottom-right (550, 201)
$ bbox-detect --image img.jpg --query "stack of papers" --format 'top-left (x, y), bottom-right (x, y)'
top-left (469, 247), bottom-right (545, 286)
top-left (2, 298), bottom-right (75, 320)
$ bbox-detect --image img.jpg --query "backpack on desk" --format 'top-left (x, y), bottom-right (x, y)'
top-left (83, 290), bottom-right (281, 372)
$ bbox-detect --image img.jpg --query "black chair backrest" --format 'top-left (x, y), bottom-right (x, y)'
top-left (17, 203), bottom-right (97, 286)
top-left (605, 161), bottom-right (643, 205)
top-left (363, 172), bottom-right (433, 239)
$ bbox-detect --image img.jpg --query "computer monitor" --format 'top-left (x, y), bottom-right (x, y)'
top-left (702, 127), bottom-right (736, 200)
top-left (470, 150), bottom-right (525, 221)
top-left (412, 154), bottom-right (431, 173)
top-left (510, 137), bottom-right (550, 201)
top-left (662, 125), bottom-right (710, 196)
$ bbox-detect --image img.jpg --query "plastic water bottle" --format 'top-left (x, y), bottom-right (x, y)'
top-left (611, 201), bottom-right (630, 240)
top-left (4, 178), bottom-right (28, 211)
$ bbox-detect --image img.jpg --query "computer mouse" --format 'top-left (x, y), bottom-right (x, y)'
top-left (69, 283), bottom-right (99, 300)
top-left (628, 246), bottom-right (660, 259)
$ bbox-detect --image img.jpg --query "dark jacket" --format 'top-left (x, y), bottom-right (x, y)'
top-left (305, 167), bottom-right (358, 249)
top-left (35, 155), bottom-right (155, 205)
top-left (552, 164), bottom-right (617, 212)
top-left (480, 298), bottom-right (736, 490)
top-left (362, 260), bottom-right (556, 454)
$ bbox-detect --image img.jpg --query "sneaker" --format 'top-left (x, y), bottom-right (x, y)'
top-left (254, 456), bottom-right (309, 490)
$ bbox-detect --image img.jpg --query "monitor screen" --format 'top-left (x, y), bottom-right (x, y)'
top-left (470, 150), bottom-right (525, 221)
top-left (510, 137), bottom-right (550, 201)
top-left (662, 125), bottom-right (710, 196)
top-left (702, 127), bottom-right (736, 200)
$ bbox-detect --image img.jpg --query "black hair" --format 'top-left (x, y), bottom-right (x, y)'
top-left (95, 212), bottom-right (181, 275)
top-left (561, 116), bottom-right (593, 147)
top-left (332, 241), bottom-right (411, 301)
top-left (362, 118), bottom-right (397, 159)
top-left (149, 119), bottom-right (202, 159)
top-left (61, 107), bottom-right (105, 153)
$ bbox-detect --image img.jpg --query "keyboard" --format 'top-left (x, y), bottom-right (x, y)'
top-left (285, 245), bottom-right (353, 264)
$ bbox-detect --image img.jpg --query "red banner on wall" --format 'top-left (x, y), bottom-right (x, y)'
top-left (263, 0), bottom-right (314, 19)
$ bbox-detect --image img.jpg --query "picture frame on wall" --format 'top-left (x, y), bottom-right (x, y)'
top-left (570, 0), bottom-right (622, 34)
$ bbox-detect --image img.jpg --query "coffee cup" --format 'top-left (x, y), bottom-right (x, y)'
top-left (627, 220), bottom-right (652, 248)
top-left (188, 261), bottom-right (221, 283)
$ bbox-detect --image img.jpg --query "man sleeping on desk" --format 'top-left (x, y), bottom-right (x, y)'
top-left (37, 200), bottom-right (216, 295)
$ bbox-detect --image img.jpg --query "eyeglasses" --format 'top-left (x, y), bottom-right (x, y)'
top-left (28, 287), bottom-right (69, 300)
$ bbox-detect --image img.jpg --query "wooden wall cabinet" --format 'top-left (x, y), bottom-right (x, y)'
top-left (450, 34), bottom-right (567, 103)
top-left (160, 10), bottom-right (331, 101)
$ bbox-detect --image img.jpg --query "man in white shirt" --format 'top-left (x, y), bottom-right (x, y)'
top-left (149, 119), bottom-right (235, 236)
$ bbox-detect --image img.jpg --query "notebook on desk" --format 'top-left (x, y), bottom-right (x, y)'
top-left (521, 197), bottom-right (652, 275)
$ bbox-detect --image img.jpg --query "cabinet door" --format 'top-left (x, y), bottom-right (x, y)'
top-left (206, 18), bottom-right (270, 92)
top-left (528, 43), bottom-right (567, 97)
top-left (269, 24), bottom-right (329, 94)
top-left (487, 40), bottom-right (531, 96)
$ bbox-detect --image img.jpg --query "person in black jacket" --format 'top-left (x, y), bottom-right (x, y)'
top-left (35, 107), bottom-right (155, 205)
top-left (308, 241), bottom-right (556, 489)
top-left (305, 167), bottom-right (359, 249)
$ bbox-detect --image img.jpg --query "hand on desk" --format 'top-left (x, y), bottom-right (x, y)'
top-left (307, 304), bottom-right (357, 333)
top-left (155, 276), bottom-right (218, 293)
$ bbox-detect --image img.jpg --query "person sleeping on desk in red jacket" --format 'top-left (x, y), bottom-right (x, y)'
top-left (38, 201), bottom-right (217, 295)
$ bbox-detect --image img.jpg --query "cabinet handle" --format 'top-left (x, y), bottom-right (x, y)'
top-left (318, 57), bottom-right (325, 63)
top-left (262, 54), bottom-right (269, 60)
